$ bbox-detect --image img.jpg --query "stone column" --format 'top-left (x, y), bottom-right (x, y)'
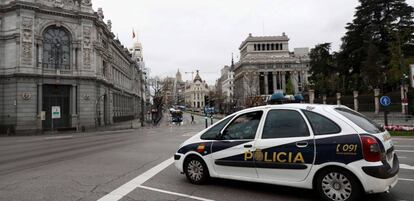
top-left (323, 95), bottom-right (327, 104)
top-left (291, 71), bottom-right (299, 93)
top-left (282, 72), bottom-right (286, 92)
top-left (308, 89), bottom-right (315, 104)
top-left (401, 84), bottom-right (409, 114)
top-left (353, 91), bottom-right (359, 111)
top-left (71, 85), bottom-right (78, 130)
top-left (272, 72), bottom-right (277, 93)
top-left (37, 83), bottom-right (43, 131)
top-left (37, 40), bottom-right (43, 68)
top-left (109, 91), bottom-right (114, 124)
top-left (336, 93), bottom-right (341, 105)
top-left (263, 72), bottom-right (269, 95)
top-left (374, 88), bottom-right (380, 114)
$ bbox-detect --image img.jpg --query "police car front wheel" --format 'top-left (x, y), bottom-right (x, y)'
top-left (184, 156), bottom-right (209, 184)
top-left (316, 168), bottom-right (362, 201)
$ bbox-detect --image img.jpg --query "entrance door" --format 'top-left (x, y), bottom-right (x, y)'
top-left (42, 85), bottom-right (71, 130)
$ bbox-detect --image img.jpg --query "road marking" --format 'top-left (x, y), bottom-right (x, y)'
top-left (97, 157), bottom-right (174, 201)
top-left (399, 178), bottom-right (414, 182)
top-left (400, 164), bottom-right (414, 170)
top-left (395, 145), bottom-right (414, 148)
top-left (399, 156), bottom-right (408, 159)
top-left (44, 135), bottom-right (73, 140)
top-left (139, 185), bottom-right (215, 201)
top-left (393, 138), bottom-right (414, 141)
top-left (396, 150), bottom-right (414, 153)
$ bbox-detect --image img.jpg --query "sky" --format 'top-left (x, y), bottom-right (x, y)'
top-left (93, 0), bottom-right (414, 85)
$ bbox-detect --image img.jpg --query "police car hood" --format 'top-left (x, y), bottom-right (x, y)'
top-left (179, 129), bottom-right (206, 149)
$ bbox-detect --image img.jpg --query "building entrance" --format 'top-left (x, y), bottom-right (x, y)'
top-left (42, 85), bottom-right (71, 130)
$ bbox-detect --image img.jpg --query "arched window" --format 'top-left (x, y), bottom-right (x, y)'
top-left (43, 26), bottom-right (71, 69)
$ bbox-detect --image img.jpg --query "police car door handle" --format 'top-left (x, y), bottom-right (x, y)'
top-left (244, 144), bottom-right (253, 148)
top-left (296, 141), bottom-right (308, 148)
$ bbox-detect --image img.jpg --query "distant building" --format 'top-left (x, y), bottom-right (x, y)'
top-left (0, 1), bottom-right (143, 133)
top-left (216, 64), bottom-right (235, 113)
top-left (233, 33), bottom-right (310, 107)
top-left (184, 70), bottom-right (209, 109)
top-left (174, 69), bottom-right (185, 106)
top-left (130, 37), bottom-right (148, 122)
top-left (221, 65), bottom-right (235, 103)
top-left (162, 77), bottom-right (175, 108)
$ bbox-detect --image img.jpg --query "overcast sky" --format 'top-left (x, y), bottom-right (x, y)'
top-left (93, 0), bottom-right (414, 85)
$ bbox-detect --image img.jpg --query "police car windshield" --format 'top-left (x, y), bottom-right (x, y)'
top-left (335, 108), bottom-right (385, 134)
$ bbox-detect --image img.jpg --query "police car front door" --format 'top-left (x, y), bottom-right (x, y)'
top-left (211, 111), bottom-right (263, 179)
top-left (254, 109), bottom-right (315, 182)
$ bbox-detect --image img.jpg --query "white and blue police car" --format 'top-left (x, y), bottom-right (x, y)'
top-left (174, 104), bottom-right (399, 201)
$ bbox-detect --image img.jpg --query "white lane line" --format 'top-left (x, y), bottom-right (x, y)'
top-left (393, 138), bottom-right (414, 141)
top-left (97, 157), bottom-right (174, 201)
top-left (399, 156), bottom-right (408, 159)
top-left (396, 150), bottom-right (414, 153)
top-left (399, 178), bottom-right (414, 182)
top-left (139, 185), bottom-right (215, 201)
top-left (395, 145), bottom-right (414, 148)
top-left (44, 135), bottom-right (73, 140)
top-left (400, 164), bottom-right (414, 170)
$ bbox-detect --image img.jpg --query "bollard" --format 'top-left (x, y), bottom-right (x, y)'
top-left (384, 110), bottom-right (389, 126)
top-left (205, 115), bottom-right (208, 128)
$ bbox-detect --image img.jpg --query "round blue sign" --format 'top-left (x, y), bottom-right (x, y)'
top-left (380, 96), bottom-right (391, 107)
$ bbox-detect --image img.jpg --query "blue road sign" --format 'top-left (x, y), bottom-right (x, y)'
top-left (380, 96), bottom-right (391, 107)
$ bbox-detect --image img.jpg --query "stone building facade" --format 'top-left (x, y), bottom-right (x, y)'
top-left (0, 0), bottom-right (143, 133)
top-left (220, 65), bottom-right (234, 103)
top-left (184, 70), bottom-right (209, 110)
top-left (174, 69), bottom-right (185, 106)
top-left (233, 33), bottom-right (310, 107)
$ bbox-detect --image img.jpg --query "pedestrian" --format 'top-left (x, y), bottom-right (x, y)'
top-left (191, 114), bottom-right (195, 124)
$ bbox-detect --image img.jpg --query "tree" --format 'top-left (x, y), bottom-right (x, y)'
top-left (309, 43), bottom-right (338, 96)
top-left (338, 0), bottom-right (414, 92)
top-left (285, 78), bottom-right (295, 95)
top-left (149, 77), bottom-right (164, 125)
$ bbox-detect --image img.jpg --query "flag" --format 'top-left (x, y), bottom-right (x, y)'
top-left (132, 29), bottom-right (136, 39)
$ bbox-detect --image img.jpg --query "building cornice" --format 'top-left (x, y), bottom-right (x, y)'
top-left (0, 1), bottom-right (96, 20)
top-left (0, 73), bottom-right (140, 97)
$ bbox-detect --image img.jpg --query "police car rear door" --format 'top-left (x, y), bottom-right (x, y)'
top-left (211, 110), bottom-right (264, 179)
top-left (254, 109), bottom-right (315, 182)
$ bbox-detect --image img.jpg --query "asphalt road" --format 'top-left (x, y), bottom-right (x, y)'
top-left (1, 114), bottom-right (414, 201)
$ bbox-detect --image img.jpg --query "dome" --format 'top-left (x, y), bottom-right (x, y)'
top-left (194, 70), bottom-right (203, 82)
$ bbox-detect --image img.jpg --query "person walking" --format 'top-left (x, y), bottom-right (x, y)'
top-left (191, 114), bottom-right (195, 124)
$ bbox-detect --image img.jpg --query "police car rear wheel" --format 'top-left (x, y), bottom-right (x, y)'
top-left (317, 169), bottom-right (361, 201)
top-left (184, 157), bottom-right (209, 184)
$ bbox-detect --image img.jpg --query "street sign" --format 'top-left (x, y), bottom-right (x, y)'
top-left (380, 96), bottom-right (391, 107)
top-left (40, 111), bottom-right (46, 121)
top-left (410, 64), bottom-right (414, 88)
top-left (51, 106), bottom-right (61, 119)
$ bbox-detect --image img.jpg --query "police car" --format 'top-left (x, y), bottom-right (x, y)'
top-left (174, 104), bottom-right (399, 201)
